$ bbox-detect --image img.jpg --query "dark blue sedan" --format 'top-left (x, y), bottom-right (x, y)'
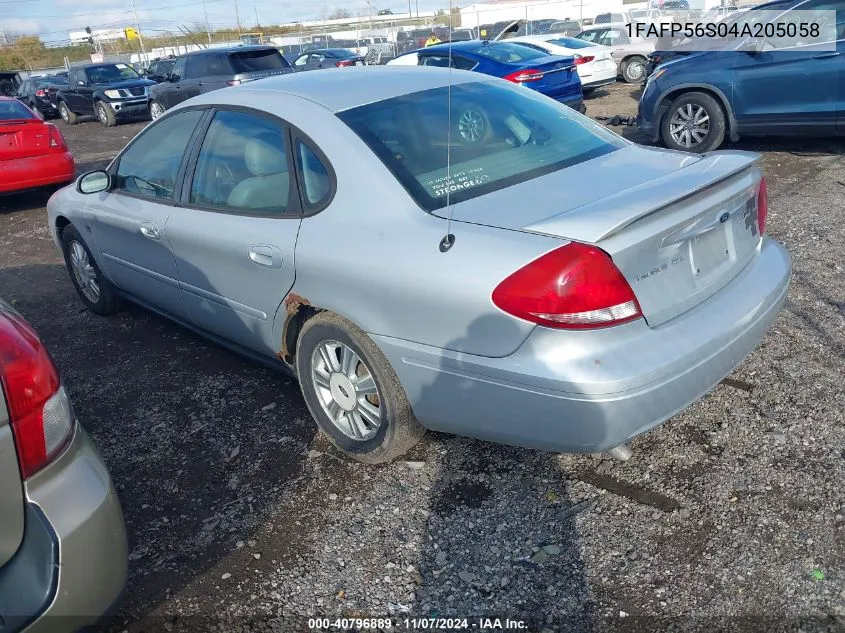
top-left (394, 41), bottom-right (585, 112)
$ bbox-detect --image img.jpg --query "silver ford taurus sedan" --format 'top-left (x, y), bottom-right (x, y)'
top-left (47, 67), bottom-right (791, 463)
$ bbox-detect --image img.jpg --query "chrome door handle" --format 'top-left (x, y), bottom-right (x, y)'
top-left (139, 223), bottom-right (160, 240)
top-left (248, 244), bottom-right (282, 268)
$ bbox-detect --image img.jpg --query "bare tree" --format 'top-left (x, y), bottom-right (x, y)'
top-left (328, 8), bottom-right (352, 19)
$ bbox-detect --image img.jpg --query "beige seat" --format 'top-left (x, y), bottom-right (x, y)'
top-left (227, 135), bottom-right (289, 211)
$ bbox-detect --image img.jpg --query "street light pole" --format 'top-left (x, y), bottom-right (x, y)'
top-left (253, 0), bottom-right (260, 28)
top-left (201, 0), bottom-right (212, 43)
top-left (129, 0), bottom-right (147, 62)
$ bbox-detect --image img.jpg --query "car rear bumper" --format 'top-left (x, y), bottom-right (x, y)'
top-left (6, 425), bottom-right (128, 633)
top-left (0, 153), bottom-right (75, 194)
top-left (581, 65), bottom-right (617, 89)
top-left (373, 238), bottom-right (791, 454)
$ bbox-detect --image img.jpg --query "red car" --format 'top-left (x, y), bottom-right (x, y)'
top-left (0, 96), bottom-right (74, 195)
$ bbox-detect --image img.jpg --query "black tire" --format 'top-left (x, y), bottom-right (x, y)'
top-left (621, 56), bottom-right (647, 83)
top-left (96, 101), bottom-right (117, 127)
top-left (0, 79), bottom-right (14, 97)
top-left (296, 312), bottom-right (426, 464)
top-left (660, 91), bottom-right (726, 153)
top-left (60, 225), bottom-right (122, 315)
top-left (58, 101), bottom-right (78, 125)
top-left (149, 100), bottom-right (166, 121)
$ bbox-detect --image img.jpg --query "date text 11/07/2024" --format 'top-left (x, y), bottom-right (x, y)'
top-left (308, 617), bottom-right (530, 630)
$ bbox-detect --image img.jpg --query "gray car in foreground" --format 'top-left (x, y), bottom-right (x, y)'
top-left (0, 301), bottom-right (127, 632)
top-left (47, 67), bottom-right (790, 464)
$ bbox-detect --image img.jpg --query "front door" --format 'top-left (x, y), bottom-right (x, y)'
top-left (160, 57), bottom-right (188, 109)
top-left (85, 108), bottom-right (206, 320)
top-left (165, 108), bottom-right (302, 355)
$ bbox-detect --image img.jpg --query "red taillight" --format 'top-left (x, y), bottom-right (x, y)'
top-left (0, 311), bottom-right (73, 479)
top-left (757, 177), bottom-right (768, 235)
top-left (226, 79), bottom-right (242, 86)
top-left (573, 55), bottom-right (594, 65)
top-left (335, 60), bottom-right (355, 67)
top-left (35, 89), bottom-right (47, 97)
top-left (504, 68), bottom-right (544, 83)
top-left (492, 243), bottom-right (643, 329)
top-left (46, 123), bottom-right (67, 152)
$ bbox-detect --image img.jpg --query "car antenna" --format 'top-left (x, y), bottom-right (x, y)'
top-left (439, 0), bottom-right (457, 253)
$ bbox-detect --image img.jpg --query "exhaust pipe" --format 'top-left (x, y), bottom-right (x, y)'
top-left (608, 443), bottom-right (633, 462)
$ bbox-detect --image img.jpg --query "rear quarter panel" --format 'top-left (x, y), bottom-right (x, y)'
top-left (0, 386), bottom-right (24, 569)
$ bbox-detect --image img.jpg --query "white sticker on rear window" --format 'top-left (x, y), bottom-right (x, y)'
top-left (427, 168), bottom-right (490, 198)
top-left (115, 63), bottom-right (128, 69)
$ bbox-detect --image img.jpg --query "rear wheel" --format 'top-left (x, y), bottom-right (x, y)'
top-left (455, 105), bottom-right (492, 146)
top-left (661, 91), bottom-right (726, 153)
top-left (296, 312), bottom-right (426, 463)
top-left (58, 101), bottom-right (78, 125)
top-left (149, 100), bottom-right (165, 120)
top-left (61, 225), bottom-right (122, 315)
top-left (621, 56), bottom-right (647, 83)
top-left (96, 101), bottom-right (117, 127)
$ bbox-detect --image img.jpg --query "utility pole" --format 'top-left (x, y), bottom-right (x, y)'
top-left (201, 0), bottom-right (212, 43)
top-left (416, 0), bottom-right (419, 18)
top-left (408, 0), bottom-right (412, 17)
top-left (129, 0), bottom-right (147, 62)
top-left (234, 0), bottom-right (243, 35)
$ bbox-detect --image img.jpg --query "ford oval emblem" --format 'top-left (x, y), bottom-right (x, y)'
top-left (719, 212), bottom-right (730, 224)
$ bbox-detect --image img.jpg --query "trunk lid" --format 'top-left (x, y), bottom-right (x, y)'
top-left (445, 146), bottom-right (763, 326)
top-left (0, 119), bottom-right (50, 160)
top-left (507, 54), bottom-right (578, 91)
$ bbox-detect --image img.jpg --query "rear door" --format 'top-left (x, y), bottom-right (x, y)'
top-left (0, 381), bottom-right (24, 572)
top-left (75, 68), bottom-right (96, 115)
top-left (86, 108), bottom-right (207, 320)
top-left (166, 108), bottom-right (310, 355)
top-left (193, 53), bottom-right (231, 95)
top-left (179, 55), bottom-right (205, 102)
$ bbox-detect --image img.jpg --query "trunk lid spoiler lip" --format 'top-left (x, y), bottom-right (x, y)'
top-left (522, 150), bottom-right (762, 244)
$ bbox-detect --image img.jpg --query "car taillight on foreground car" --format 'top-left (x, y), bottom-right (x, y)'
top-left (0, 311), bottom-right (74, 479)
top-left (46, 123), bottom-right (68, 152)
top-left (492, 242), bottom-right (643, 329)
top-left (573, 55), bottom-right (594, 65)
top-left (504, 68), bottom-right (544, 83)
top-left (757, 177), bottom-right (768, 235)
top-left (335, 60), bottom-right (355, 67)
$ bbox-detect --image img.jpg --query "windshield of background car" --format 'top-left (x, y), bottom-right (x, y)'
top-left (338, 82), bottom-right (626, 212)
top-left (468, 42), bottom-right (546, 63)
top-left (228, 49), bottom-right (290, 72)
top-left (86, 64), bottom-right (139, 84)
top-left (0, 99), bottom-right (36, 120)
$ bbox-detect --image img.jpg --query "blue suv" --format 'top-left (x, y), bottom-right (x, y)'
top-left (638, 0), bottom-right (844, 152)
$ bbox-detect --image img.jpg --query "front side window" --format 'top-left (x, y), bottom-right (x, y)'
top-left (171, 58), bottom-right (187, 82)
top-left (189, 110), bottom-right (292, 215)
top-left (114, 109), bottom-right (204, 200)
top-left (339, 82), bottom-right (625, 212)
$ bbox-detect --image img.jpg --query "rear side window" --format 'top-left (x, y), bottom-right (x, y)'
top-left (228, 49), bottom-right (290, 73)
top-left (295, 140), bottom-right (331, 208)
top-left (0, 100), bottom-right (36, 120)
top-left (339, 82), bottom-right (625, 212)
top-left (114, 109), bottom-right (204, 200)
top-left (470, 42), bottom-right (545, 63)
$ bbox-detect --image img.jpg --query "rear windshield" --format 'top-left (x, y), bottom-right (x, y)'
top-left (328, 49), bottom-right (357, 58)
top-left (547, 37), bottom-right (594, 48)
top-left (553, 21), bottom-right (582, 30)
top-left (0, 100), bottom-right (36, 121)
top-left (469, 42), bottom-right (546, 63)
top-left (338, 82), bottom-right (625, 212)
top-left (228, 49), bottom-right (290, 73)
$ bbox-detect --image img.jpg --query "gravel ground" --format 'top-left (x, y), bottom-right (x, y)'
top-left (1, 83), bottom-right (843, 633)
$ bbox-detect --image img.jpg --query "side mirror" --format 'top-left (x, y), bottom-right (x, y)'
top-left (741, 36), bottom-right (765, 54)
top-left (77, 171), bottom-right (111, 195)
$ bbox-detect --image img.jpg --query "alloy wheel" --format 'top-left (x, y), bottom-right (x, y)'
top-left (69, 240), bottom-right (100, 303)
top-left (457, 108), bottom-right (486, 143)
top-left (311, 340), bottom-right (382, 441)
top-left (669, 103), bottom-right (710, 149)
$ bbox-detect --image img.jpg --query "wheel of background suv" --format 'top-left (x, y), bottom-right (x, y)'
top-left (296, 312), bottom-right (426, 464)
top-left (661, 91), bottom-right (726, 153)
top-left (58, 101), bottom-right (78, 125)
top-left (621, 56), bottom-right (647, 83)
top-left (61, 225), bottom-right (122, 315)
top-left (149, 100), bottom-right (165, 121)
top-left (96, 101), bottom-right (117, 127)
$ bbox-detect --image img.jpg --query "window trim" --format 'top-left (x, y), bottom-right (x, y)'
top-left (106, 105), bottom-right (211, 207)
top-left (291, 127), bottom-right (337, 217)
top-left (176, 104), bottom-right (304, 219)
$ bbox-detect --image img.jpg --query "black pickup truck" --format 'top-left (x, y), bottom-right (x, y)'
top-left (55, 62), bottom-right (156, 127)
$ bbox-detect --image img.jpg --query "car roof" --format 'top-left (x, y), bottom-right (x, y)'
top-left (182, 45), bottom-right (276, 57)
top-left (194, 66), bottom-right (490, 112)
